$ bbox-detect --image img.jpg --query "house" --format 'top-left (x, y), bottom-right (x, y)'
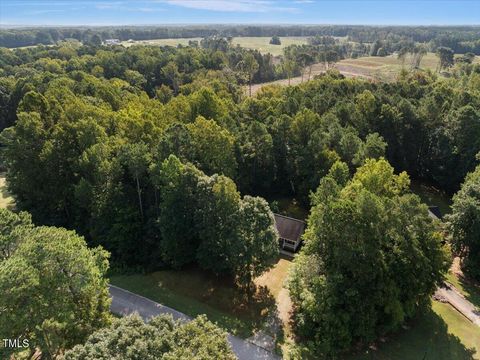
top-left (428, 206), bottom-right (442, 221)
top-left (104, 39), bottom-right (121, 45)
top-left (274, 213), bottom-right (306, 252)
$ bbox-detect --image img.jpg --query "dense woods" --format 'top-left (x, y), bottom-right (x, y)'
top-left (288, 159), bottom-right (450, 356)
top-left (1, 25), bottom-right (479, 358)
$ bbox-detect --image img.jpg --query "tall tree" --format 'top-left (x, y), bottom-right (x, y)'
top-left (447, 164), bottom-right (480, 280)
top-left (0, 214), bottom-right (111, 359)
top-left (237, 53), bottom-right (259, 97)
top-left (436, 47), bottom-right (454, 72)
top-left (288, 159), bottom-right (450, 356)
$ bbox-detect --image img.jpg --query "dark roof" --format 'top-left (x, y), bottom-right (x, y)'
top-left (428, 206), bottom-right (442, 220)
top-left (274, 214), bottom-right (306, 242)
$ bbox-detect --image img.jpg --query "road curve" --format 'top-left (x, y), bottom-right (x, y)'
top-left (109, 285), bottom-right (281, 360)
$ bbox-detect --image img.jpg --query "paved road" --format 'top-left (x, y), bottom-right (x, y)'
top-left (109, 285), bottom-right (281, 360)
top-left (435, 283), bottom-right (480, 326)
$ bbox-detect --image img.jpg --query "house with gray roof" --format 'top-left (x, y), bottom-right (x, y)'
top-left (274, 213), bottom-right (306, 252)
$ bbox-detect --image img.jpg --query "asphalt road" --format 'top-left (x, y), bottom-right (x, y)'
top-left (109, 285), bottom-right (281, 360)
top-left (435, 283), bottom-right (480, 326)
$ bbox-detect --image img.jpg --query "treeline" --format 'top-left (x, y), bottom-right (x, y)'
top-left (1, 25), bottom-right (479, 53)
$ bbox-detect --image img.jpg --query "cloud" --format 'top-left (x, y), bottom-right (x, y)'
top-left (163, 0), bottom-right (298, 13)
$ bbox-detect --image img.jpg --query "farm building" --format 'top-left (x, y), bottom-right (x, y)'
top-left (104, 39), bottom-right (121, 45)
top-left (274, 213), bottom-right (306, 252)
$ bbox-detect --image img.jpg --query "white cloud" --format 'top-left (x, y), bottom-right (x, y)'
top-left (163, 0), bottom-right (298, 13)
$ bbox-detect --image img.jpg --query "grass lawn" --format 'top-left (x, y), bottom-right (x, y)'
top-left (350, 301), bottom-right (480, 360)
top-left (446, 270), bottom-right (480, 311)
top-left (110, 266), bottom-right (279, 338)
top-left (0, 173), bottom-right (15, 210)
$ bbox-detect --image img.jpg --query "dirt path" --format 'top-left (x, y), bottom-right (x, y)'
top-left (249, 62), bottom-right (376, 95)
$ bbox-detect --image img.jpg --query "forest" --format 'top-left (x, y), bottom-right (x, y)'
top-left (1, 26), bottom-right (480, 359)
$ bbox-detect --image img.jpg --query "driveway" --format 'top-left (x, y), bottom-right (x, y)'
top-left (435, 283), bottom-right (480, 326)
top-left (109, 285), bottom-right (281, 360)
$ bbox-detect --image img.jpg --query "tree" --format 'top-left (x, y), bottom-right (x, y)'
top-left (195, 175), bottom-right (241, 274)
top-left (237, 53), bottom-right (259, 96)
top-left (282, 57), bottom-right (296, 86)
top-left (238, 121), bottom-right (275, 194)
top-left (119, 142), bottom-right (152, 221)
top-left (187, 116), bottom-right (237, 178)
top-left (436, 47), bottom-right (454, 71)
top-left (233, 196), bottom-right (278, 293)
top-left (162, 61), bottom-right (182, 94)
top-left (62, 314), bottom-right (236, 360)
top-left (447, 165), bottom-right (480, 279)
top-left (269, 36), bottom-right (281, 45)
top-left (288, 159), bottom-right (450, 356)
top-left (0, 209), bottom-right (33, 260)
top-left (0, 213), bottom-right (111, 359)
top-left (152, 155), bottom-right (202, 268)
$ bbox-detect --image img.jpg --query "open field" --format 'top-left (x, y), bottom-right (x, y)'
top-left (0, 173), bottom-right (15, 210)
top-left (122, 36), bottom-right (311, 55)
top-left (251, 53), bottom-right (480, 94)
top-left (110, 258), bottom-right (293, 338)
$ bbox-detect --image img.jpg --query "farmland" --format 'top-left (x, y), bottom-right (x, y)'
top-left (122, 36), bottom-right (311, 55)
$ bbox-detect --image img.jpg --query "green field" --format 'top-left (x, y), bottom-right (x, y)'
top-left (122, 36), bottom-right (310, 55)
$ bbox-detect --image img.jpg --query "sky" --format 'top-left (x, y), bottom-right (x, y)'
top-left (1, 0), bottom-right (479, 26)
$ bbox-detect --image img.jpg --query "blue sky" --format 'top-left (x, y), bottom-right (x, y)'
top-left (1, 1), bottom-right (479, 26)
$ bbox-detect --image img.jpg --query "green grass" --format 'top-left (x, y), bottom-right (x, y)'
top-left (350, 301), bottom-right (480, 360)
top-left (122, 36), bottom-right (311, 55)
top-left (270, 197), bottom-right (309, 220)
top-left (231, 37), bottom-right (310, 56)
top-left (446, 271), bottom-right (480, 311)
top-left (0, 173), bottom-right (15, 210)
top-left (410, 179), bottom-right (452, 215)
top-left (110, 267), bottom-right (278, 338)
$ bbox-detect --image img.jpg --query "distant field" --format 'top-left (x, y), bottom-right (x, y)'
top-left (122, 36), bottom-right (311, 55)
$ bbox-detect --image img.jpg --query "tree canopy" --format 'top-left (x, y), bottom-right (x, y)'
top-left (447, 164), bottom-right (480, 279)
top-left (288, 159), bottom-right (451, 356)
top-left (0, 209), bottom-right (111, 359)
top-left (62, 314), bottom-right (236, 360)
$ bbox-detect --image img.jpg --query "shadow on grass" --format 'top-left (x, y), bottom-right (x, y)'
top-left (455, 274), bottom-right (480, 311)
top-left (110, 268), bottom-right (279, 338)
top-left (351, 307), bottom-right (477, 360)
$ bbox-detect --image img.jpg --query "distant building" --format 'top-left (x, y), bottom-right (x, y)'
top-left (274, 214), bottom-right (306, 252)
top-left (104, 39), bottom-right (121, 45)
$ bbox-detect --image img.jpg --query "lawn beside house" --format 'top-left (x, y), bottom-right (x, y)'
top-left (349, 301), bottom-right (480, 360)
top-left (110, 263), bottom-right (286, 338)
